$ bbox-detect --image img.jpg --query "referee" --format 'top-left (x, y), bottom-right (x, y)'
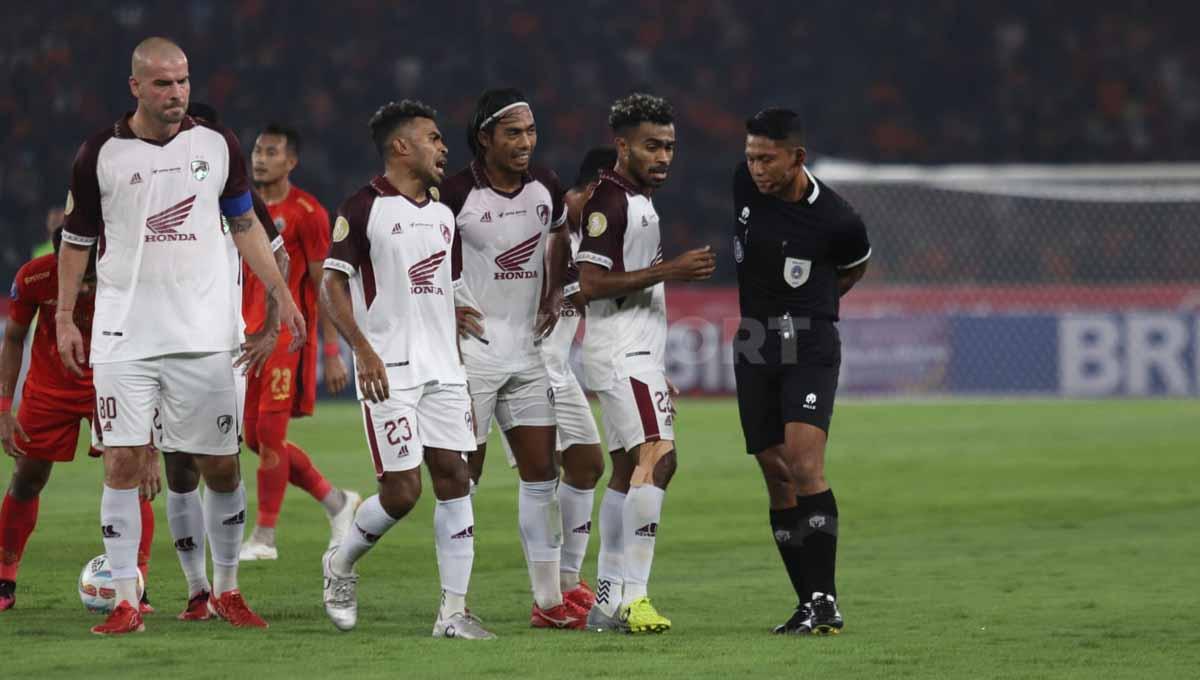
top-left (731, 108), bottom-right (871, 635)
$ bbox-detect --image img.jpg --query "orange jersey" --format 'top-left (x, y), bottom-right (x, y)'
top-left (8, 254), bottom-right (96, 402)
top-left (242, 185), bottom-right (331, 337)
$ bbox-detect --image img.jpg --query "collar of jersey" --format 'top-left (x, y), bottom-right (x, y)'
top-left (470, 159), bottom-right (532, 199)
top-left (801, 167), bottom-right (821, 204)
top-left (113, 111), bottom-right (196, 147)
top-left (370, 175), bottom-right (431, 208)
top-left (600, 168), bottom-right (649, 197)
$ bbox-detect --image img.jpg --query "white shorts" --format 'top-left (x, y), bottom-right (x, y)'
top-left (500, 374), bottom-right (602, 467)
top-left (361, 382), bottom-right (475, 478)
top-left (595, 371), bottom-right (675, 453)
top-left (467, 364), bottom-right (556, 447)
top-left (92, 352), bottom-right (240, 455)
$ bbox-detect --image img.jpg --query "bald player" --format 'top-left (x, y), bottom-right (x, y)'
top-left (59, 37), bottom-right (303, 635)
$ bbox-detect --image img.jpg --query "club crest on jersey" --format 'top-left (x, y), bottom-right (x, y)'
top-left (191, 160), bottom-right (209, 181)
top-left (586, 212), bottom-right (607, 237)
top-left (145, 195), bottom-right (199, 242)
top-left (332, 216), bottom-right (350, 242)
top-left (274, 216), bottom-right (287, 233)
top-left (783, 257), bottom-right (811, 288)
top-left (493, 233), bottom-right (540, 280)
top-left (537, 203), bottom-right (550, 226)
top-left (441, 224), bottom-right (452, 244)
top-left (408, 250), bottom-right (447, 295)
top-left (734, 236), bottom-right (745, 263)
top-left (739, 206), bottom-right (750, 224)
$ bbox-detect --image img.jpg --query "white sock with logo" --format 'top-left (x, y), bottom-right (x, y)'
top-left (558, 482), bottom-right (594, 590)
top-left (167, 488), bottom-right (209, 596)
top-left (332, 494), bottom-right (398, 576)
top-left (100, 485), bottom-right (142, 607)
top-left (434, 496), bottom-right (474, 619)
top-left (518, 479), bottom-right (563, 609)
top-left (595, 488), bottom-right (625, 617)
top-left (204, 483), bottom-right (245, 596)
top-left (621, 485), bottom-right (665, 606)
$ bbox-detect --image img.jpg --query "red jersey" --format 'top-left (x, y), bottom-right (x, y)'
top-left (8, 254), bottom-right (95, 401)
top-left (242, 185), bottom-right (330, 337)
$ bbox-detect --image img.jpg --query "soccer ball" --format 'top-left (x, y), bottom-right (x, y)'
top-left (78, 554), bottom-right (144, 614)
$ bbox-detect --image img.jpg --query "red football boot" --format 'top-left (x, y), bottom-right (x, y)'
top-left (530, 600), bottom-right (587, 630)
top-left (564, 579), bottom-right (596, 612)
top-left (209, 589), bottom-right (268, 628)
top-left (177, 590), bottom-right (212, 621)
top-left (91, 600), bottom-right (145, 635)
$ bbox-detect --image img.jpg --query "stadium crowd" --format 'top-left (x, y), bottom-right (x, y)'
top-left (2, 2), bottom-right (1197, 286)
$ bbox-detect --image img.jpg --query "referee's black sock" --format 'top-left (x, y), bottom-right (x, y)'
top-left (768, 505), bottom-right (809, 605)
top-left (795, 488), bottom-right (839, 599)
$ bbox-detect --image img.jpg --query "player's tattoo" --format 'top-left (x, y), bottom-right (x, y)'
top-left (228, 211), bottom-right (256, 234)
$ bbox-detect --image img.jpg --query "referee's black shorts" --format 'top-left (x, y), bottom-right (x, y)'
top-left (734, 320), bottom-right (841, 455)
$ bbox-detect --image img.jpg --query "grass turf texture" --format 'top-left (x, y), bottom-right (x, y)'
top-left (1, 398), bottom-right (1197, 679)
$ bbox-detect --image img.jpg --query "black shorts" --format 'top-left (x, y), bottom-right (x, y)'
top-left (734, 321), bottom-right (841, 454)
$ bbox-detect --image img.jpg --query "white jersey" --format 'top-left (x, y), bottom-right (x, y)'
top-left (63, 114), bottom-right (252, 363)
top-left (576, 169), bottom-right (668, 391)
top-left (541, 226), bottom-right (584, 386)
top-left (440, 161), bottom-right (566, 375)
top-left (325, 175), bottom-right (465, 397)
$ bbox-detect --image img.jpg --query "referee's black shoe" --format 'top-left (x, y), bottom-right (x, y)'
top-left (808, 592), bottom-right (843, 635)
top-left (771, 602), bottom-right (813, 635)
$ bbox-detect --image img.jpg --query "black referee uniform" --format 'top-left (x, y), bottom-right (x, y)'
top-left (731, 163), bottom-right (870, 452)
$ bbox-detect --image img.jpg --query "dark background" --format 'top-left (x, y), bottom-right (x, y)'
top-left (3, 1), bottom-right (1197, 286)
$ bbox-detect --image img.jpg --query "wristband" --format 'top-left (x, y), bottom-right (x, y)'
top-left (323, 342), bottom-right (341, 358)
top-left (0, 396), bottom-right (12, 412)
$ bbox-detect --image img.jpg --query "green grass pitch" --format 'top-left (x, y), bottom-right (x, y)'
top-left (2, 398), bottom-right (1198, 679)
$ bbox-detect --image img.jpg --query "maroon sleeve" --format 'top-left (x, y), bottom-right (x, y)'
top-left (437, 168), bottom-right (473, 217)
top-left (62, 132), bottom-right (108, 246)
top-left (324, 188), bottom-right (374, 275)
top-left (575, 182), bottom-right (629, 272)
top-left (220, 126), bottom-right (252, 200)
top-left (531, 166), bottom-right (567, 231)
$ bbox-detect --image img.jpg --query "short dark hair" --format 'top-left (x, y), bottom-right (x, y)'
top-left (369, 100), bottom-right (438, 157)
top-left (746, 108), bottom-right (805, 145)
top-left (573, 147), bottom-right (617, 188)
top-left (186, 101), bottom-right (220, 124)
top-left (608, 93), bottom-right (674, 133)
top-left (467, 87), bottom-right (528, 158)
top-left (259, 123), bottom-right (302, 156)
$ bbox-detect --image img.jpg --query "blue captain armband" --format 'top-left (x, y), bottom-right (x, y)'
top-left (219, 191), bottom-right (253, 218)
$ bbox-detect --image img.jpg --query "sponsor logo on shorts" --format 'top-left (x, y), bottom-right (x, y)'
top-left (803, 393), bottom-right (818, 410)
top-left (217, 414), bottom-right (234, 433)
top-left (493, 233), bottom-right (541, 280)
top-left (451, 525), bottom-right (475, 540)
top-left (809, 514), bottom-right (827, 529)
top-left (174, 537), bottom-right (199, 552)
top-left (635, 523), bottom-right (658, 537)
top-left (145, 195), bottom-right (199, 243)
top-left (773, 529), bottom-right (792, 543)
top-left (409, 250), bottom-right (447, 294)
top-left (222, 511), bottom-right (245, 526)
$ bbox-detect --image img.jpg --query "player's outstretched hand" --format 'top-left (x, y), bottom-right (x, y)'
top-left (280, 298), bottom-right (307, 352)
top-left (237, 325), bottom-right (279, 377)
top-left (456, 306), bottom-right (485, 340)
top-left (667, 246), bottom-right (717, 282)
top-left (0, 412), bottom-right (30, 458)
top-left (55, 312), bottom-right (87, 378)
top-left (356, 345), bottom-right (389, 403)
top-left (139, 447), bottom-right (162, 501)
top-left (534, 293), bottom-right (561, 339)
top-left (324, 353), bottom-right (350, 394)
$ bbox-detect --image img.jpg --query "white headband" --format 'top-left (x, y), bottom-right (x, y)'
top-left (481, 101), bottom-right (532, 129)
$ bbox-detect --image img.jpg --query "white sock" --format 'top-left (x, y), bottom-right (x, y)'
top-left (595, 488), bottom-right (625, 616)
top-left (101, 485), bottom-right (142, 606)
top-left (519, 479), bottom-right (563, 608)
top-left (167, 488), bottom-right (209, 596)
top-left (332, 494), bottom-right (397, 576)
top-left (204, 483), bottom-right (246, 596)
top-left (621, 485), bottom-right (665, 606)
top-left (434, 496), bottom-right (474, 618)
top-left (320, 488), bottom-right (346, 517)
top-left (559, 482), bottom-right (594, 589)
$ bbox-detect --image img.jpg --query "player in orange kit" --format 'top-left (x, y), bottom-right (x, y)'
top-left (0, 229), bottom-right (156, 612)
top-left (239, 123), bottom-right (358, 561)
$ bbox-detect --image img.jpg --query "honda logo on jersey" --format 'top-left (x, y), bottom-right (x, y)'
top-left (493, 233), bottom-right (540, 280)
top-left (409, 250), bottom-right (447, 294)
top-left (145, 195), bottom-right (198, 242)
